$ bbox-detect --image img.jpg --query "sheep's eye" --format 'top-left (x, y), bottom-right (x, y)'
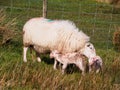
top-left (90, 47), bottom-right (92, 49)
top-left (87, 44), bottom-right (90, 47)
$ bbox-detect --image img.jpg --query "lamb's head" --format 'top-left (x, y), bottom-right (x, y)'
top-left (50, 50), bottom-right (59, 58)
top-left (80, 42), bottom-right (96, 58)
top-left (89, 55), bottom-right (103, 73)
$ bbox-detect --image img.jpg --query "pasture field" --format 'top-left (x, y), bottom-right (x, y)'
top-left (0, 0), bottom-right (120, 89)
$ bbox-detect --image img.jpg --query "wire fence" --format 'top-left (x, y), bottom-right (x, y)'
top-left (0, 0), bottom-right (120, 50)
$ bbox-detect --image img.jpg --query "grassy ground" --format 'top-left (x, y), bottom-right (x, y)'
top-left (0, 0), bottom-right (120, 89)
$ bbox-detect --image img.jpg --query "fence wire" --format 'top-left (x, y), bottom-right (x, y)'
top-left (0, 0), bottom-right (120, 50)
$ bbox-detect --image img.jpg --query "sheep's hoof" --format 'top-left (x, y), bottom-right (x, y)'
top-left (23, 60), bottom-right (27, 63)
top-left (37, 58), bottom-right (41, 62)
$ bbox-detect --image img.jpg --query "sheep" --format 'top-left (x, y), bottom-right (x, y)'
top-left (49, 42), bottom-right (97, 74)
top-left (23, 17), bottom-right (90, 62)
top-left (31, 42), bottom-right (96, 62)
top-left (88, 55), bottom-right (103, 73)
top-left (80, 42), bottom-right (96, 59)
top-left (80, 43), bottom-right (102, 73)
top-left (50, 50), bottom-right (87, 75)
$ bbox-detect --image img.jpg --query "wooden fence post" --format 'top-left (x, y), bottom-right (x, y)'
top-left (43, 0), bottom-right (47, 18)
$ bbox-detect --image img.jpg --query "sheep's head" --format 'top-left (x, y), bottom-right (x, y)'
top-left (80, 42), bottom-right (96, 58)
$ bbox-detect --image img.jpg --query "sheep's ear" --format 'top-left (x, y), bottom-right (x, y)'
top-left (80, 48), bottom-right (84, 53)
top-left (87, 43), bottom-right (90, 47)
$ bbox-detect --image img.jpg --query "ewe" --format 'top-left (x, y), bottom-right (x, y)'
top-left (23, 17), bottom-right (89, 62)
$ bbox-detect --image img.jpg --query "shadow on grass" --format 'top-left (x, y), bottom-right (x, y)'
top-left (41, 54), bottom-right (54, 65)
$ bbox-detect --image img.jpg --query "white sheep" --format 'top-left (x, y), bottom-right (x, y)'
top-left (80, 43), bottom-right (102, 73)
top-left (23, 17), bottom-right (90, 62)
top-left (50, 50), bottom-right (86, 75)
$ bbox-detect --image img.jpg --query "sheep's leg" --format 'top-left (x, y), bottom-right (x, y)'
top-left (53, 59), bottom-right (57, 70)
top-left (23, 46), bottom-right (28, 62)
top-left (62, 63), bottom-right (67, 74)
top-left (36, 52), bottom-right (41, 62)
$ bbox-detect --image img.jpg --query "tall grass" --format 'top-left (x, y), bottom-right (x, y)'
top-left (0, 46), bottom-right (120, 89)
top-left (0, 0), bottom-right (120, 89)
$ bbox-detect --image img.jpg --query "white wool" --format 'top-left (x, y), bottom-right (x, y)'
top-left (23, 17), bottom-right (90, 55)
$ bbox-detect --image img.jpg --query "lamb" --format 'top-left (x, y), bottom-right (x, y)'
top-left (50, 42), bottom-right (102, 74)
top-left (50, 50), bottom-right (86, 75)
top-left (23, 17), bottom-right (90, 62)
top-left (88, 55), bottom-right (103, 73)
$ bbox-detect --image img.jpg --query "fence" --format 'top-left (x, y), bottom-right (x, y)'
top-left (0, 0), bottom-right (120, 50)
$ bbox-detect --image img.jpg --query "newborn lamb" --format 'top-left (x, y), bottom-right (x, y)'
top-left (50, 50), bottom-right (86, 75)
top-left (89, 55), bottom-right (102, 73)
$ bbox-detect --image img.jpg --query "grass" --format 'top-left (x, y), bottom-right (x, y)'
top-left (0, 0), bottom-right (120, 89)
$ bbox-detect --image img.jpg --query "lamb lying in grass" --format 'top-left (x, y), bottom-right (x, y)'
top-left (88, 55), bottom-right (103, 73)
top-left (50, 50), bottom-right (86, 75)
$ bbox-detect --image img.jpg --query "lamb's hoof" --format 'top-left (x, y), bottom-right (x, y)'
top-left (53, 67), bottom-right (57, 70)
top-left (82, 72), bottom-right (85, 76)
top-left (62, 70), bottom-right (65, 75)
top-left (96, 69), bottom-right (100, 73)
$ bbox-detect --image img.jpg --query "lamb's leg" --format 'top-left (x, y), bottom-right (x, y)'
top-left (89, 65), bottom-right (92, 72)
top-left (23, 46), bottom-right (28, 62)
top-left (62, 63), bottom-right (67, 74)
top-left (96, 68), bottom-right (100, 73)
top-left (96, 65), bottom-right (102, 73)
top-left (36, 52), bottom-right (41, 62)
top-left (53, 59), bottom-right (57, 70)
top-left (76, 62), bottom-right (85, 75)
top-left (80, 65), bottom-right (85, 76)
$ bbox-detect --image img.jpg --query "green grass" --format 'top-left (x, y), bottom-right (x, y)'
top-left (0, 0), bottom-right (120, 89)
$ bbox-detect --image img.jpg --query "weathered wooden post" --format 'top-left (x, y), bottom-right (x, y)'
top-left (43, 0), bottom-right (47, 18)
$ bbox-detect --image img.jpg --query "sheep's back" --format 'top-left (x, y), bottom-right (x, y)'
top-left (23, 17), bottom-right (89, 54)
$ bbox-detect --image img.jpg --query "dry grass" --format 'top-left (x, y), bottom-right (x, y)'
top-left (95, 0), bottom-right (120, 8)
top-left (0, 47), bottom-right (120, 90)
top-left (113, 26), bottom-right (120, 51)
top-left (0, 9), bottom-right (17, 45)
top-left (0, 60), bottom-right (119, 90)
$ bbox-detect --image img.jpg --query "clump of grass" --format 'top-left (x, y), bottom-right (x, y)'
top-left (95, 0), bottom-right (120, 8)
top-left (113, 26), bottom-right (120, 51)
top-left (0, 9), bottom-right (17, 45)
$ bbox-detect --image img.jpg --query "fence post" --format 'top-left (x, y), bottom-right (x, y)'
top-left (43, 0), bottom-right (47, 18)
